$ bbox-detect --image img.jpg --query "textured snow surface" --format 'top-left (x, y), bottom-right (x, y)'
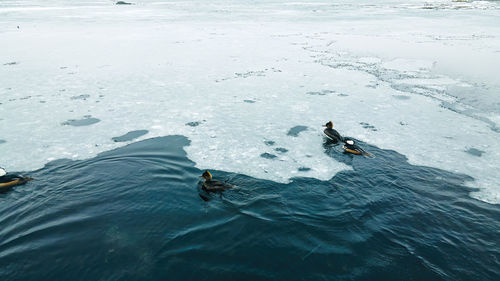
top-left (1, 0), bottom-right (499, 203)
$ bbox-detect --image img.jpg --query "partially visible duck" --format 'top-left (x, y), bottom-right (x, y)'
top-left (0, 167), bottom-right (33, 191)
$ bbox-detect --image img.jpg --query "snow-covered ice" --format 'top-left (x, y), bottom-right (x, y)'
top-left (1, 0), bottom-right (499, 203)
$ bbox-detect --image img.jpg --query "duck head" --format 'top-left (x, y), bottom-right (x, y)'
top-left (201, 170), bottom-right (212, 181)
top-left (323, 121), bottom-right (333, 129)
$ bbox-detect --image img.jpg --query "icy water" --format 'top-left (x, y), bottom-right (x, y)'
top-left (1, 0), bottom-right (500, 279)
top-left (1, 136), bottom-right (499, 280)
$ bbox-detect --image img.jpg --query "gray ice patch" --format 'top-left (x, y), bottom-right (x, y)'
top-left (392, 95), bottom-right (411, 100)
top-left (306, 91), bottom-right (323, 96)
top-left (186, 121), bottom-right (201, 127)
top-left (465, 148), bottom-right (484, 157)
top-left (360, 122), bottom-right (377, 131)
top-left (71, 94), bottom-right (91, 100)
top-left (275, 147), bottom-right (288, 153)
top-left (62, 116), bottom-right (100, 127)
top-left (287, 126), bottom-right (308, 137)
top-left (235, 70), bottom-right (266, 78)
top-left (112, 130), bottom-right (149, 142)
top-left (260, 153), bottom-right (277, 159)
top-left (264, 140), bottom-right (275, 146)
top-left (306, 89), bottom-right (336, 96)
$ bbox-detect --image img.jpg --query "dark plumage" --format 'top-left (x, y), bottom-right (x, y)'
top-left (342, 139), bottom-right (374, 157)
top-left (323, 121), bottom-right (344, 143)
top-left (0, 174), bottom-right (33, 190)
top-left (200, 170), bottom-right (232, 192)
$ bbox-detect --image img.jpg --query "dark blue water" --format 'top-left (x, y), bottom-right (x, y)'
top-left (1, 136), bottom-right (499, 280)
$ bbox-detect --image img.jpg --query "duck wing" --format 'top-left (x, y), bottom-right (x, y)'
top-left (203, 180), bottom-right (232, 192)
top-left (324, 128), bottom-right (343, 142)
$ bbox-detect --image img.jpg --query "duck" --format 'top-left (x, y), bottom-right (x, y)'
top-left (323, 121), bottom-right (344, 143)
top-left (200, 170), bottom-right (232, 192)
top-left (343, 139), bottom-right (374, 157)
top-left (0, 167), bottom-right (32, 191)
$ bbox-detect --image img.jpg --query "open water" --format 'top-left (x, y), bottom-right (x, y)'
top-left (1, 0), bottom-right (500, 280)
top-left (1, 136), bottom-right (499, 280)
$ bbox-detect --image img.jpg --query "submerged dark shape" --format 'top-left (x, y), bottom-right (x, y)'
top-left (323, 121), bottom-right (344, 143)
top-left (116, 1), bottom-right (132, 5)
top-left (200, 170), bottom-right (233, 192)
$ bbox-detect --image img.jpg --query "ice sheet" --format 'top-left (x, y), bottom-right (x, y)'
top-left (1, 0), bottom-right (499, 203)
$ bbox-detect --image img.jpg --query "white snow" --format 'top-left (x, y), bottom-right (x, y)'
top-left (1, 0), bottom-right (499, 203)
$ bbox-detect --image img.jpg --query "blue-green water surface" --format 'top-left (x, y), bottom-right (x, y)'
top-left (0, 136), bottom-right (499, 280)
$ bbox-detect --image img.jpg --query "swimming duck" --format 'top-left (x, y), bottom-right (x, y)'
top-left (343, 139), bottom-right (374, 157)
top-left (0, 167), bottom-right (32, 191)
top-left (323, 121), bottom-right (344, 143)
top-left (200, 170), bottom-right (232, 192)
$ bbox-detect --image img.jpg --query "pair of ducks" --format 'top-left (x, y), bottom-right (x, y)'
top-left (323, 121), bottom-right (370, 156)
top-left (200, 121), bottom-right (370, 192)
